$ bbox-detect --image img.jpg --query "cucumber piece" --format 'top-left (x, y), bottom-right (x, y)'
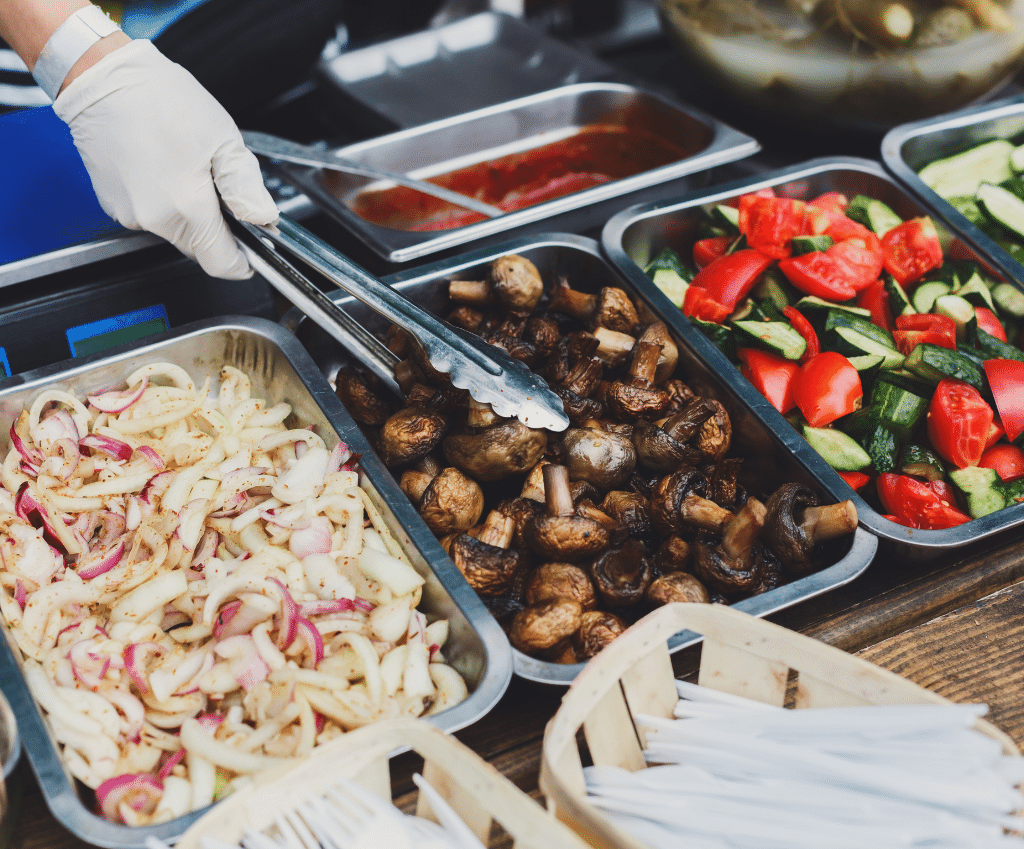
top-left (900, 444), bottom-right (945, 482)
top-left (795, 296), bottom-right (871, 318)
top-left (911, 280), bottom-right (952, 314)
top-left (947, 195), bottom-right (986, 227)
top-left (847, 353), bottom-right (886, 372)
top-left (885, 277), bottom-right (916, 317)
top-left (949, 465), bottom-right (1007, 518)
top-left (791, 235), bottom-right (834, 255)
top-left (1011, 143), bottom-right (1024, 173)
top-left (833, 407), bottom-right (877, 440)
top-left (975, 327), bottom-right (1024, 362)
top-left (644, 247), bottom-right (692, 279)
top-left (690, 317), bottom-right (736, 360)
top-left (752, 268), bottom-right (798, 313)
top-left (993, 282), bottom-right (1024, 317)
top-left (845, 194), bottom-right (902, 236)
top-left (731, 320), bottom-right (807, 360)
top-left (976, 181), bottom-right (1024, 239)
top-left (651, 269), bottom-right (689, 307)
top-left (728, 298), bottom-right (759, 322)
top-left (918, 139), bottom-right (1014, 200)
top-left (933, 293), bottom-right (976, 338)
top-left (954, 271), bottom-right (998, 314)
top-left (828, 327), bottom-right (906, 368)
top-left (903, 342), bottom-right (985, 389)
top-left (864, 425), bottom-right (900, 473)
top-left (710, 204), bottom-right (740, 232)
top-left (802, 425), bottom-right (872, 471)
top-left (869, 376), bottom-right (929, 441)
top-left (823, 309), bottom-right (897, 349)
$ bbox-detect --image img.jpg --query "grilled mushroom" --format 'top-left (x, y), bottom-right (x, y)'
top-left (491, 254), bottom-right (544, 315)
top-left (763, 483), bottom-right (858, 576)
top-left (525, 562), bottom-right (597, 610)
top-left (377, 407), bottom-right (447, 467)
top-left (446, 305), bottom-right (485, 332)
top-left (663, 379), bottom-right (697, 416)
top-left (646, 572), bottom-right (710, 606)
top-left (398, 454), bottom-right (443, 507)
top-left (692, 497), bottom-right (778, 596)
top-left (604, 341), bottom-right (670, 421)
top-left (418, 467), bottom-right (485, 536)
top-left (638, 321), bottom-right (679, 384)
top-left (654, 535), bottom-right (691, 572)
top-left (335, 370), bottom-right (393, 426)
top-left (573, 610), bottom-right (627, 659)
top-left (589, 537), bottom-right (653, 607)
top-left (450, 510), bottom-right (522, 596)
top-left (448, 278), bottom-right (494, 306)
top-left (696, 399), bottom-right (732, 463)
top-left (523, 316), bottom-right (561, 358)
top-left (509, 599), bottom-right (583, 654)
top-left (548, 278), bottom-right (640, 335)
top-left (649, 467), bottom-right (709, 536)
top-left (562, 427), bottom-right (637, 491)
top-left (496, 497), bottom-right (544, 549)
top-left (443, 420), bottom-right (547, 481)
top-left (594, 327), bottom-right (636, 367)
top-left (601, 490), bottom-right (652, 537)
top-left (524, 464), bottom-right (609, 562)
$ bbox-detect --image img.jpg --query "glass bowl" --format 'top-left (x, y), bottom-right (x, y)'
top-left (658, 0), bottom-right (1024, 133)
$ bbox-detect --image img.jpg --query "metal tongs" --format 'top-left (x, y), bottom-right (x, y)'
top-left (231, 212), bottom-right (570, 432)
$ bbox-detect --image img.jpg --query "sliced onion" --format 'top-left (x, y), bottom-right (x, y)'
top-left (76, 539), bottom-right (125, 580)
top-left (32, 408), bottom-right (80, 447)
top-left (87, 377), bottom-right (148, 415)
top-left (78, 433), bottom-right (133, 463)
top-left (213, 600), bottom-right (242, 640)
top-left (260, 503), bottom-right (311, 531)
top-left (96, 772), bottom-right (162, 823)
top-left (157, 748), bottom-right (185, 781)
top-left (125, 496), bottom-right (144, 531)
top-left (175, 499), bottom-right (208, 552)
top-left (295, 617), bottom-right (324, 668)
top-left (195, 712), bottom-right (223, 733)
top-left (135, 445), bottom-right (164, 470)
top-left (192, 529), bottom-right (220, 568)
top-left (13, 580), bottom-right (25, 609)
top-left (123, 641), bottom-right (165, 693)
top-left (327, 440), bottom-right (351, 474)
top-left (215, 635), bottom-right (270, 691)
top-left (267, 578), bottom-right (298, 650)
top-left (298, 598), bottom-right (361, 617)
top-left (69, 640), bottom-right (111, 690)
top-left (104, 688), bottom-right (146, 741)
top-left (139, 470), bottom-right (174, 505)
top-left (289, 516), bottom-right (332, 560)
top-left (94, 511), bottom-right (127, 550)
top-left (9, 422), bottom-right (42, 465)
top-left (15, 482), bottom-right (67, 555)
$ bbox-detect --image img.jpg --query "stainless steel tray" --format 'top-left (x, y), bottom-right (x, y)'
top-left (281, 232), bottom-right (879, 686)
top-left (603, 155), bottom-right (1024, 559)
top-left (273, 82), bottom-right (760, 264)
top-left (882, 95), bottom-right (1024, 289)
top-left (319, 11), bottom-right (616, 131)
top-left (0, 316), bottom-right (512, 848)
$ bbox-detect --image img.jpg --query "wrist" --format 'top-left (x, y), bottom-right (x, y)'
top-left (30, 5), bottom-right (126, 101)
top-left (59, 30), bottom-right (131, 94)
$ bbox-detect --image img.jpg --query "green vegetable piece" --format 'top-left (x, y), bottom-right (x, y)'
top-left (900, 444), bottom-right (946, 482)
top-left (993, 282), bottom-right (1024, 318)
top-left (949, 466), bottom-right (1007, 518)
top-left (865, 425), bottom-right (900, 473)
top-left (791, 235), bottom-right (834, 255)
top-left (918, 139), bottom-right (1014, 200)
top-left (845, 194), bottom-right (902, 236)
top-left (802, 425), bottom-right (872, 471)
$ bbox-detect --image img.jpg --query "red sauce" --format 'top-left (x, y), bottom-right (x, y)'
top-left (347, 124), bottom-right (690, 232)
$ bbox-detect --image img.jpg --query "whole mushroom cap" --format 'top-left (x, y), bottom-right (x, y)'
top-left (562, 428), bottom-right (637, 491)
top-left (451, 532), bottom-right (521, 596)
top-left (526, 562), bottom-right (598, 610)
top-left (490, 254), bottom-right (544, 314)
top-left (443, 420), bottom-right (548, 482)
top-left (418, 467), bottom-right (485, 535)
top-left (646, 572), bottom-right (710, 606)
top-left (525, 515), bottom-right (609, 562)
top-left (574, 610), bottom-right (627, 659)
top-left (377, 407), bottom-right (447, 467)
top-left (510, 599), bottom-right (584, 653)
top-left (763, 482), bottom-right (820, 576)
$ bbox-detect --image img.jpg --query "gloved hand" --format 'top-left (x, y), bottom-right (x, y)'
top-left (53, 39), bottom-right (278, 280)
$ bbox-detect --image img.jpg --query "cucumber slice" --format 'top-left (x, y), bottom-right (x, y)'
top-left (975, 327), bottom-right (1024, 363)
top-left (976, 181), bottom-right (1024, 239)
top-left (918, 140), bottom-right (1014, 200)
top-left (824, 309), bottom-right (897, 349)
top-left (690, 317), bottom-right (736, 359)
top-left (731, 320), bottom-right (807, 360)
top-left (1011, 143), bottom-right (1024, 173)
top-left (845, 195), bottom-right (902, 236)
top-left (933, 293), bottom-right (976, 338)
top-left (900, 444), bottom-right (945, 482)
top-left (993, 282), bottom-right (1024, 317)
top-left (912, 280), bottom-right (953, 314)
top-left (847, 353), bottom-right (886, 371)
top-left (651, 268), bottom-right (689, 307)
top-left (903, 342), bottom-right (985, 389)
top-left (791, 235), bottom-right (834, 255)
top-left (710, 204), bottom-right (740, 232)
top-left (752, 269), bottom-right (798, 313)
top-left (828, 327), bottom-right (906, 368)
top-left (795, 296), bottom-right (871, 317)
top-left (949, 465), bottom-right (1006, 518)
top-left (802, 425), bottom-right (872, 471)
top-left (954, 271), bottom-right (997, 314)
top-left (869, 377), bottom-right (929, 442)
top-left (865, 425), bottom-right (901, 473)
top-left (948, 195), bottom-right (986, 226)
top-left (885, 277), bottom-right (915, 317)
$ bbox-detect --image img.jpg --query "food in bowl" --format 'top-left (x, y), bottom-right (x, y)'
top-left (0, 363), bottom-right (467, 825)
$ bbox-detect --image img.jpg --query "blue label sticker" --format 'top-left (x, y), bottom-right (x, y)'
top-left (0, 348), bottom-right (10, 379)
top-left (66, 304), bottom-right (170, 358)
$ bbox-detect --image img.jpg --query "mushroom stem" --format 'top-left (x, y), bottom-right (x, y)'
top-left (629, 341), bottom-right (663, 385)
top-left (448, 279), bottom-right (494, 306)
top-left (543, 464), bottom-right (575, 518)
top-left (663, 398), bottom-right (716, 442)
top-left (679, 495), bottom-right (734, 533)
top-left (548, 277), bottom-right (598, 323)
top-left (800, 500), bottom-right (858, 545)
top-left (574, 500), bottom-right (620, 535)
top-left (521, 461), bottom-right (548, 502)
top-left (466, 397), bottom-right (500, 429)
top-left (639, 321), bottom-right (679, 384)
top-left (561, 357), bottom-right (604, 398)
top-left (476, 510), bottom-right (516, 549)
top-left (594, 327), bottom-right (636, 367)
top-left (393, 359), bottom-right (420, 394)
top-left (722, 498), bottom-right (767, 562)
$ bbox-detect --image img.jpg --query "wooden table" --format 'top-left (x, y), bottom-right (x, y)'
top-left (13, 534), bottom-right (1024, 849)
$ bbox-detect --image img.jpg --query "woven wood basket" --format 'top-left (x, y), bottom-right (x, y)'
top-left (538, 602), bottom-right (1021, 849)
top-left (176, 717), bottom-right (590, 849)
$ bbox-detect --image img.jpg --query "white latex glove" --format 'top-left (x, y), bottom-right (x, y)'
top-left (53, 39), bottom-right (278, 280)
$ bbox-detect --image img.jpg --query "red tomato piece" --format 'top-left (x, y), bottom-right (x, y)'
top-left (737, 196), bottom-right (805, 259)
top-left (692, 236), bottom-right (733, 270)
top-left (737, 347), bottom-right (800, 414)
top-left (893, 329), bottom-right (957, 355)
top-left (979, 443), bottom-right (1024, 482)
top-left (986, 418), bottom-right (1005, 450)
top-left (926, 378), bottom-right (994, 469)
top-left (682, 285), bottom-right (731, 323)
top-left (895, 312), bottom-right (957, 339)
top-left (894, 474), bottom-right (971, 530)
top-left (778, 251), bottom-right (858, 301)
top-left (792, 352), bottom-right (863, 428)
top-left (809, 192), bottom-right (849, 215)
top-left (838, 470), bottom-right (870, 490)
top-left (828, 234), bottom-right (884, 291)
top-left (983, 359), bottom-right (1024, 442)
top-left (782, 305), bottom-right (820, 362)
top-left (975, 306), bottom-right (1008, 342)
top-left (881, 218), bottom-right (943, 286)
top-left (688, 249), bottom-right (774, 312)
top-left (857, 280), bottom-right (894, 332)
top-left (876, 472), bottom-right (901, 513)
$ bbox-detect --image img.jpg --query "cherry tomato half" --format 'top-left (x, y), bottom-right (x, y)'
top-left (881, 217), bottom-right (943, 286)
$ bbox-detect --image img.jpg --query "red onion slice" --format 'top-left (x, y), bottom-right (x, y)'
top-left (87, 376), bottom-right (148, 415)
top-left (136, 445), bottom-right (164, 470)
top-left (95, 773), bottom-right (162, 823)
top-left (78, 434), bottom-right (133, 463)
top-left (213, 600), bottom-right (243, 640)
top-left (76, 540), bottom-right (125, 580)
top-left (298, 598), bottom-right (361, 617)
top-left (192, 529), bottom-right (220, 568)
top-left (217, 634), bottom-right (270, 691)
top-left (69, 640), bottom-right (111, 690)
top-left (289, 516), bottom-right (332, 560)
top-left (13, 580), bottom-right (25, 610)
top-left (123, 642), bottom-right (165, 693)
top-left (157, 748), bottom-right (185, 782)
top-left (15, 482), bottom-right (67, 555)
top-left (327, 440), bottom-right (352, 474)
top-left (9, 422), bottom-right (42, 465)
top-left (195, 712), bottom-right (224, 733)
top-left (295, 617), bottom-right (324, 668)
top-left (267, 578), bottom-right (298, 650)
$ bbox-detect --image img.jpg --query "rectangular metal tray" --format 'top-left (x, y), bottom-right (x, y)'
top-left (273, 82), bottom-right (760, 264)
top-left (0, 316), bottom-right (512, 848)
top-left (319, 11), bottom-right (616, 131)
top-left (602, 155), bottom-right (1024, 559)
top-left (882, 94), bottom-right (1024, 290)
top-left (281, 232), bottom-right (879, 686)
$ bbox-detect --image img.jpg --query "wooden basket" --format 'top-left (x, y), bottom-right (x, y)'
top-left (175, 717), bottom-right (590, 849)
top-left (539, 602), bottom-right (1021, 849)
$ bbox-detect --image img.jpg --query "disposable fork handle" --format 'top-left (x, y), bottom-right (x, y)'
top-left (412, 773), bottom-right (486, 849)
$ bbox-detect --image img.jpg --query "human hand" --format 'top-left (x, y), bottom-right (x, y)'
top-left (53, 39), bottom-right (278, 279)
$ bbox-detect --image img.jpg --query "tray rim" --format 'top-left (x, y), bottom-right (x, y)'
top-left (282, 230), bottom-right (879, 686)
top-left (0, 315), bottom-right (512, 848)
top-left (274, 80), bottom-right (760, 264)
top-left (602, 154), bottom-right (1024, 553)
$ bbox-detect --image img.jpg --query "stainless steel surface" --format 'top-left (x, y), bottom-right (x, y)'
top-left (273, 82), bottom-right (760, 264)
top-left (882, 95), bottom-right (1024, 289)
top-left (0, 317), bottom-right (512, 848)
top-left (243, 131), bottom-right (504, 218)
top-left (319, 12), bottom-right (616, 130)
top-left (0, 231), bottom-right (158, 290)
top-left (241, 214), bottom-right (570, 432)
top-left (282, 233), bottom-right (879, 685)
top-left (603, 156), bottom-right (1024, 559)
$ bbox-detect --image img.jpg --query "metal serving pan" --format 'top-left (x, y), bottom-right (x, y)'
top-left (603, 155), bottom-right (1024, 559)
top-left (0, 316), bottom-right (512, 848)
top-left (882, 95), bottom-right (1024, 289)
top-left (318, 11), bottom-right (616, 132)
top-left (281, 232), bottom-right (879, 685)
top-left (272, 82), bottom-right (759, 264)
